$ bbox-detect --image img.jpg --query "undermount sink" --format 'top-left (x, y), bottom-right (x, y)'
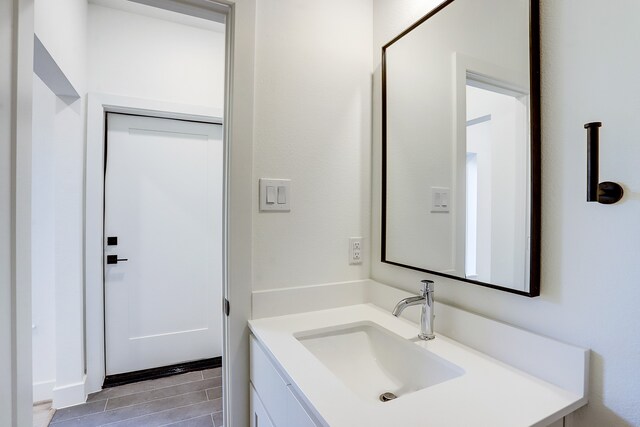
top-left (295, 321), bottom-right (464, 402)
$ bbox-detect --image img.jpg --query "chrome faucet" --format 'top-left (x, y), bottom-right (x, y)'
top-left (392, 280), bottom-right (435, 340)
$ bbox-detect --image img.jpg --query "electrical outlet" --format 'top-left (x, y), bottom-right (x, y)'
top-left (349, 237), bottom-right (363, 265)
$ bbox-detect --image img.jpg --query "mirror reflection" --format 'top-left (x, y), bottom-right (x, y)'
top-left (382, 0), bottom-right (539, 295)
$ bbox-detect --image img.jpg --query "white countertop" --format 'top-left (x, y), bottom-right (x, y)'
top-left (249, 303), bottom-right (586, 427)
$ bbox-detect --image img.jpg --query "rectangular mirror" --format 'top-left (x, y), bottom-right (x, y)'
top-left (382, 0), bottom-right (540, 296)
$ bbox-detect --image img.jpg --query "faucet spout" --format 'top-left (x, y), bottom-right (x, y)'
top-left (392, 295), bottom-right (425, 317)
top-left (391, 280), bottom-right (435, 340)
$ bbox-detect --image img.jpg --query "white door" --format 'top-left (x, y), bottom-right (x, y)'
top-left (104, 113), bottom-right (223, 375)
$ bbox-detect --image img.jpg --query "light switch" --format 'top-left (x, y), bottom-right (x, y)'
top-left (277, 186), bottom-right (287, 204)
top-left (431, 187), bottom-right (451, 213)
top-left (441, 191), bottom-right (449, 208)
top-left (259, 178), bottom-right (291, 212)
top-left (266, 186), bottom-right (276, 204)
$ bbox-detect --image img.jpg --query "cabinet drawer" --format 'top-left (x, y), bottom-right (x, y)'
top-left (286, 385), bottom-right (317, 427)
top-left (250, 335), bottom-right (289, 427)
top-left (250, 383), bottom-right (275, 427)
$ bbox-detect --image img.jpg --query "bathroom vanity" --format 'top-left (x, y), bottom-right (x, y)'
top-left (248, 281), bottom-right (588, 427)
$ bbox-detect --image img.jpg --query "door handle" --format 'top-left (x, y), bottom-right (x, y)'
top-left (106, 255), bottom-right (129, 265)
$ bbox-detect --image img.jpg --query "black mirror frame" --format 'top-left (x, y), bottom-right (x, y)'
top-left (381, 0), bottom-right (541, 297)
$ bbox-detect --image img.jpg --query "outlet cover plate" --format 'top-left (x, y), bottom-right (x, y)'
top-left (349, 237), bottom-right (363, 265)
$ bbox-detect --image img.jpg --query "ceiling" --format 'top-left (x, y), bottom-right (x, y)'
top-left (89, 0), bottom-right (226, 32)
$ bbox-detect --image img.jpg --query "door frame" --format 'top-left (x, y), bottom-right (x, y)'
top-left (86, 3), bottom-right (256, 427)
top-left (85, 93), bottom-right (223, 396)
top-left (8, 0), bottom-right (255, 425)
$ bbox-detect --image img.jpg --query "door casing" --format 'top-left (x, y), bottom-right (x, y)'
top-left (86, 5), bottom-right (256, 427)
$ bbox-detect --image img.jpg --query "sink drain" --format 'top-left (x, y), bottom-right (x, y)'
top-left (379, 392), bottom-right (397, 402)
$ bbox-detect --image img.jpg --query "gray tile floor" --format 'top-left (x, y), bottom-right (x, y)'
top-left (48, 368), bottom-right (223, 427)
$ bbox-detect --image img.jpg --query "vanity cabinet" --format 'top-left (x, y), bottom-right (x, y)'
top-left (250, 335), bottom-right (319, 427)
top-left (250, 384), bottom-right (275, 427)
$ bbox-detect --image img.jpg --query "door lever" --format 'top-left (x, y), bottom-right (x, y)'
top-left (106, 255), bottom-right (129, 265)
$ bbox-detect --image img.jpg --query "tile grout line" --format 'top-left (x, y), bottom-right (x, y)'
top-left (92, 373), bottom-right (221, 408)
top-left (50, 371), bottom-right (223, 425)
top-left (100, 397), bottom-right (222, 427)
top-left (156, 412), bottom-right (217, 427)
top-left (88, 370), bottom-right (218, 402)
top-left (50, 390), bottom-right (207, 425)
top-left (105, 389), bottom-right (209, 412)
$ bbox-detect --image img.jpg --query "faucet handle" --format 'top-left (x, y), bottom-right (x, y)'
top-left (420, 280), bottom-right (434, 295)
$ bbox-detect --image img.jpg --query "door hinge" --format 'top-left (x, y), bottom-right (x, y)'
top-left (224, 298), bottom-right (230, 316)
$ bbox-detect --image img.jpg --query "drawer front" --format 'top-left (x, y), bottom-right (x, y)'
top-left (250, 383), bottom-right (276, 427)
top-left (286, 385), bottom-right (318, 427)
top-left (250, 335), bottom-right (289, 426)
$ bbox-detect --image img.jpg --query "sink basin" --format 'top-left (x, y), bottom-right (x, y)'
top-left (295, 321), bottom-right (464, 402)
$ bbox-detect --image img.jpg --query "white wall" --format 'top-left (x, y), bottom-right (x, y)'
top-left (30, 77), bottom-right (86, 408)
top-left (52, 95), bottom-right (87, 408)
top-left (31, 75), bottom-right (57, 402)
top-left (372, 1), bottom-right (640, 425)
top-left (32, 0), bottom-right (88, 407)
top-left (34, 0), bottom-right (87, 92)
top-left (87, 3), bottom-right (225, 109)
top-left (252, 0), bottom-right (373, 291)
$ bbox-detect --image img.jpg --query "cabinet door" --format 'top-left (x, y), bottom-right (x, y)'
top-left (286, 385), bottom-right (318, 427)
top-left (251, 383), bottom-right (275, 427)
top-left (251, 336), bottom-right (289, 426)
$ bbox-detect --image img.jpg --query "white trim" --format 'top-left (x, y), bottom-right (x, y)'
top-left (217, 1), bottom-right (256, 426)
top-left (84, 93), bottom-right (223, 395)
top-left (14, 1), bottom-right (35, 425)
top-left (33, 380), bottom-right (55, 403)
top-left (52, 376), bottom-right (87, 409)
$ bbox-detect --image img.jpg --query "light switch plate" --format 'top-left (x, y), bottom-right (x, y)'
top-left (431, 187), bottom-right (450, 213)
top-left (259, 179), bottom-right (291, 212)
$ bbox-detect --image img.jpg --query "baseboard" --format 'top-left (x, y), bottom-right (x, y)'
top-left (103, 357), bottom-right (221, 388)
top-left (52, 376), bottom-right (87, 409)
top-left (33, 380), bottom-right (55, 403)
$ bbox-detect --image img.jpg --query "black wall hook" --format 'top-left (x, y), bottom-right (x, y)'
top-left (584, 122), bottom-right (623, 204)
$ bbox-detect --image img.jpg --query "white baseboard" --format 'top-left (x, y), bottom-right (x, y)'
top-left (52, 376), bottom-right (87, 409)
top-left (33, 380), bottom-right (55, 403)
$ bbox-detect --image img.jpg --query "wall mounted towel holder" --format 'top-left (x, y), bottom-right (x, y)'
top-left (584, 122), bottom-right (623, 204)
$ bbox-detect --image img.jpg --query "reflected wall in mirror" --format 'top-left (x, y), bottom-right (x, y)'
top-left (382, 0), bottom-right (540, 296)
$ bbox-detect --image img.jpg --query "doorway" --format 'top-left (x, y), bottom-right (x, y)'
top-left (15, 0), bottom-right (256, 425)
top-left (29, 0), bottom-right (239, 425)
top-left (103, 113), bottom-right (223, 379)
